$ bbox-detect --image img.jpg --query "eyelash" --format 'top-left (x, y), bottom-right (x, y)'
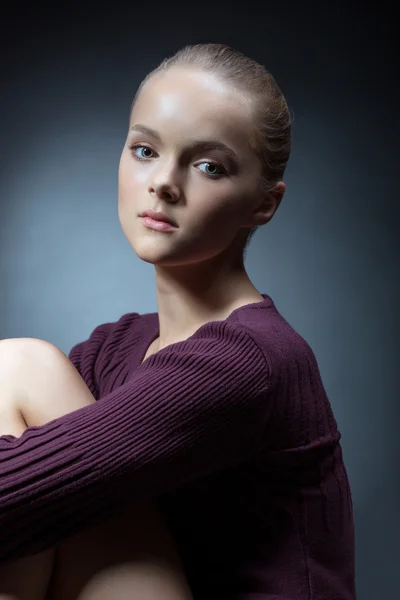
top-left (128, 143), bottom-right (227, 178)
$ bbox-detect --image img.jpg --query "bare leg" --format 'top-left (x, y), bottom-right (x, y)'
top-left (0, 338), bottom-right (193, 600)
top-left (47, 502), bottom-right (192, 600)
top-left (0, 340), bottom-right (60, 600)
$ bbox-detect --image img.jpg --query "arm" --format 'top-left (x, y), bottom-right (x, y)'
top-left (0, 320), bottom-right (272, 561)
top-left (67, 319), bottom-right (118, 398)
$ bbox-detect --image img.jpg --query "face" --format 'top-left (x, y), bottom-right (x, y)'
top-left (118, 67), bottom-right (265, 267)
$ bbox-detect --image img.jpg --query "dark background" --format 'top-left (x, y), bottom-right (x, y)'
top-left (0, 2), bottom-right (398, 597)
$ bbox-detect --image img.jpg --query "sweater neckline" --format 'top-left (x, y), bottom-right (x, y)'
top-left (137, 293), bottom-right (273, 367)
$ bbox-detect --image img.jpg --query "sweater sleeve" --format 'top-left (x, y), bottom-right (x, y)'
top-left (0, 320), bottom-right (271, 561)
top-left (67, 319), bottom-right (119, 399)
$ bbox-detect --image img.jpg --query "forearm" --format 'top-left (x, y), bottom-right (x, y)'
top-left (0, 321), bottom-right (270, 561)
top-left (0, 339), bottom-right (194, 600)
top-left (0, 339), bottom-right (69, 594)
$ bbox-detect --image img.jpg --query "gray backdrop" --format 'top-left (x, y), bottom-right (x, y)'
top-left (0, 3), bottom-right (398, 598)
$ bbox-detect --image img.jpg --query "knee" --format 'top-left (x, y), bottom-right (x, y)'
top-left (0, 338), bottom-right (63, 419)
top-left (0, 336), bottom-right (60, 359)
top-left (0, 337), bottom-right (65, 383)
top-left (0, 337), bottom-right (95, 427)
top-left (0, 339), bottom-right (49, 435)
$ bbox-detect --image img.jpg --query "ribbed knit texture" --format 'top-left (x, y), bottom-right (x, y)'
top-left (0, 294), bottom-right (356, 599)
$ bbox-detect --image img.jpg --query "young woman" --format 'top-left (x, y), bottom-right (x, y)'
top-left (0, 43), bottom-right (356, 599)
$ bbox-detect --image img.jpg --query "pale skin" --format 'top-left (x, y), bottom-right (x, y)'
top-left (0, 339), bottom-right (193, 600)
top-left (119, 66), bottom-right (285, 352)
top-left (0, 65), bottom-right (285, 598)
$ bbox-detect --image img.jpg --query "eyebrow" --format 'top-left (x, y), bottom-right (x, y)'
top-left (129, 124), bottom-right (240, 163)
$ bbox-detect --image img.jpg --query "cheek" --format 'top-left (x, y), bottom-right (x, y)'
top-left (118, 158), bottom-right (143, 212)
top-left (201, 190), bottom-right (243, 222)
top-left (188, 195), bottom-right (242, 241)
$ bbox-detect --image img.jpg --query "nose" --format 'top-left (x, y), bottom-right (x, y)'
top-left (150, 181), bottom-right (180, 202)
top-left (148, 163), bottom-right (181, 202)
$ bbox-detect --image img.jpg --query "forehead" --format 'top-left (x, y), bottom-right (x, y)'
top-left (131, 68), bottom-right (254, 151)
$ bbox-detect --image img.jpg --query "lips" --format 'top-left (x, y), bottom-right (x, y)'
top-left (139, 209), bottom-right (177, 227)
top-left (140, 216), bottom-right (178, 232)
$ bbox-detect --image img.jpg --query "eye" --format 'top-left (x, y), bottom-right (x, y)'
top-left (197, 162), bottom-right (226, 178)
top-left (129, 144), bottom-right (155, 160)
top-left (129, 144), bottom-right (227, 178)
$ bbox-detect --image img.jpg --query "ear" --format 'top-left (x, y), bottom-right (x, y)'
top-left (241, 181), bottom-right (286, 228)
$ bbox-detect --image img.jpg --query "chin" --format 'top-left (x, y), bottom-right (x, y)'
top-left (133, 245), bottom-right (197, 268)
top-left (126, 226), bottom-right (232, 268)
top-left (131, 238), bottom-right (177, 266)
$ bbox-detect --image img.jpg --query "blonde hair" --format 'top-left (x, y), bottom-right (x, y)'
top-left (131, 43), bottom-right (292, 249)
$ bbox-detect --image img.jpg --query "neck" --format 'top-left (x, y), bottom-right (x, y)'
top-left (152, 258), bottom-right (263, 350)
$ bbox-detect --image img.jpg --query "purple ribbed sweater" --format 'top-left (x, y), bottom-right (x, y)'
top-left (0, 294), bottom-right (355, 599)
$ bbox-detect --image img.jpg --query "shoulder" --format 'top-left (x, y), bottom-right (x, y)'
top-left (229, 302), bottom-right (320, 386)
